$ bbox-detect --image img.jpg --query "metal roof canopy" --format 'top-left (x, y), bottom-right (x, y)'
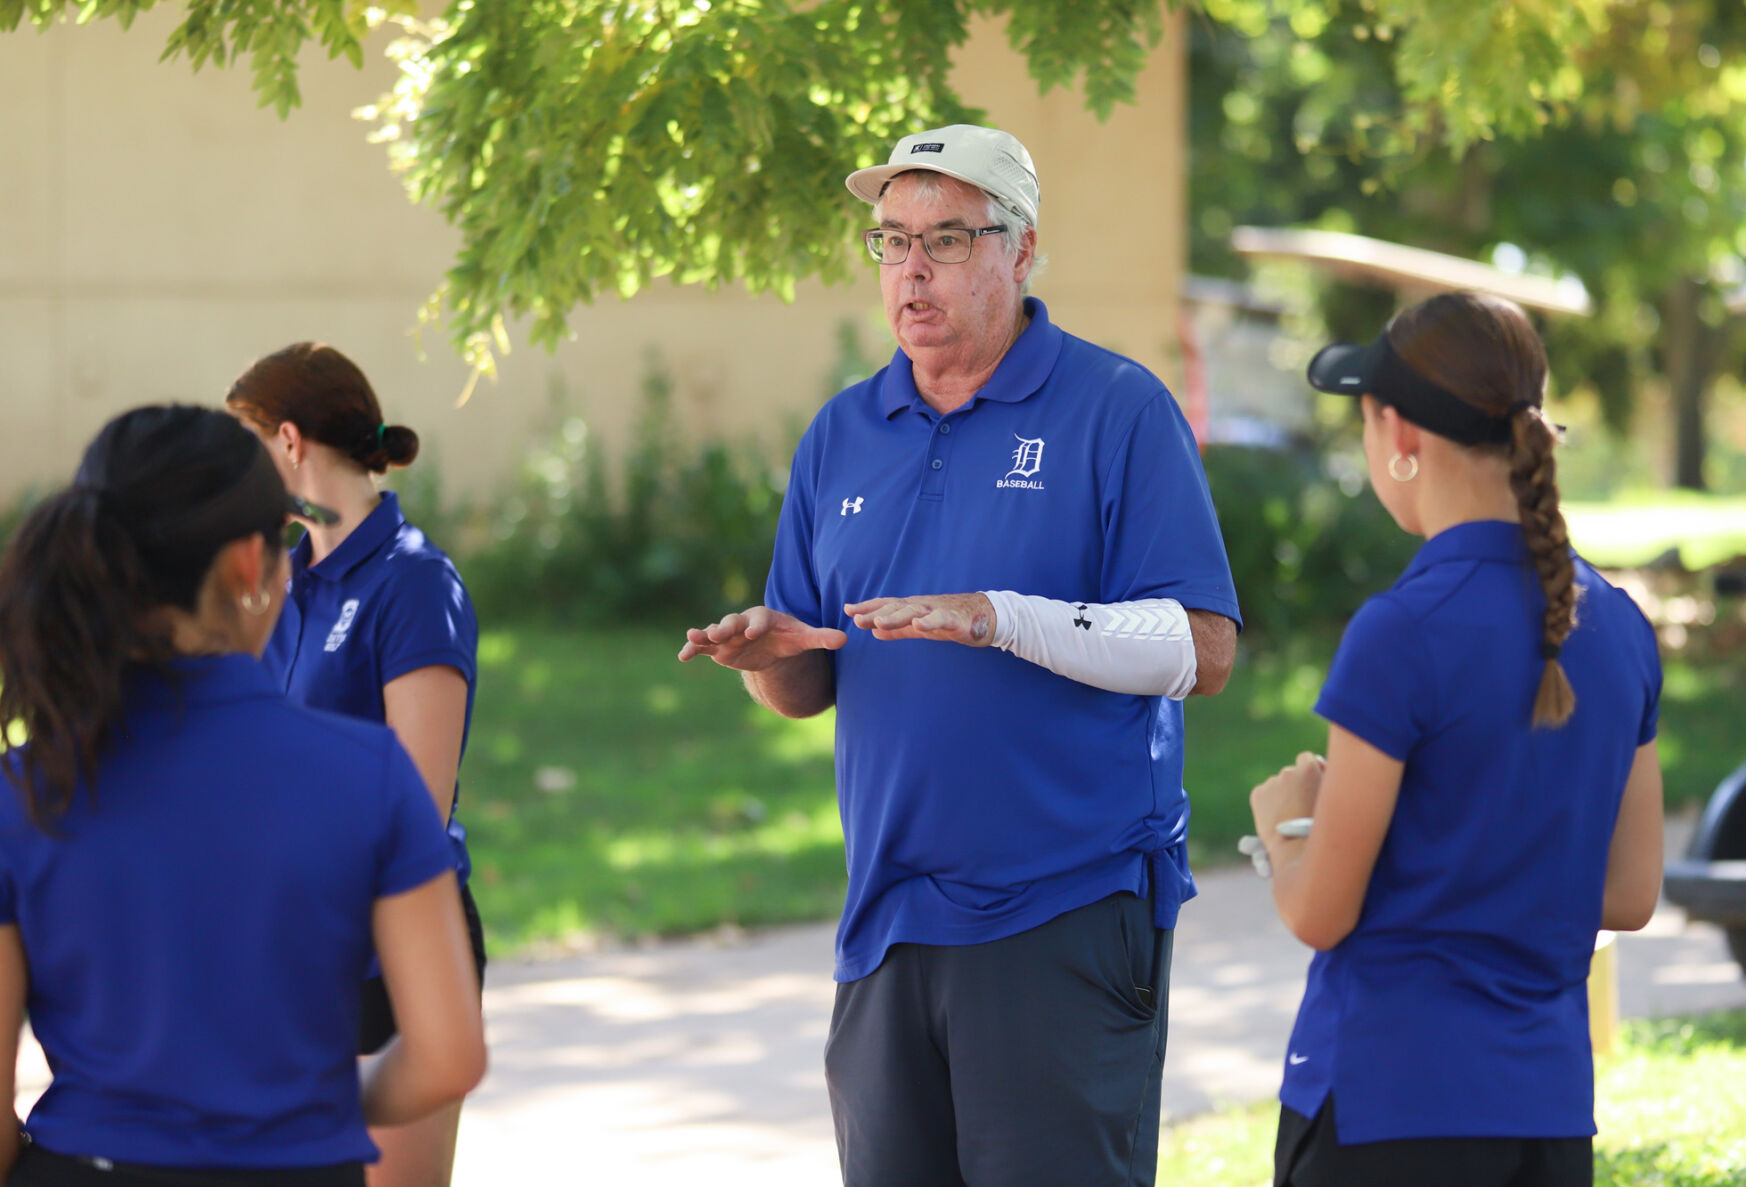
top-left (1230, 226), bottom-right (1592, 317)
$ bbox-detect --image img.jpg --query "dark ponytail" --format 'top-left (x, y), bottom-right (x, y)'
top-left (0, 406), bottom-right (287, 829)
top-left (1388, 292), bottom-right (1577, 728)
top-left (227, 342), bottom-right (420, 474)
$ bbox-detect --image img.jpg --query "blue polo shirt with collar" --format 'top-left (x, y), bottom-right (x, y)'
top-left (766, 298), bottom-right (1242, 983)
top-left (1280, 521), bottom-right (1662, 1142)
top-left (264, 491), bottom-right (477, 881)
top-left (0, 655), bottom-right (453, 1168)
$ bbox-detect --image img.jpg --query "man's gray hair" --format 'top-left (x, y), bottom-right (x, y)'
top-left (872, 171), bottom-right (1046, 292)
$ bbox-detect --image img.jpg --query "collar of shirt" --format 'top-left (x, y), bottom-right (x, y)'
top-left (1399, 519), bottom-right (1530, 584)
top-left (290, 491), bottom-right (406, 583)
top-left (129, 653), bottom-right (284, 711)
top-left (879, 296), bottom-right (1066, 419)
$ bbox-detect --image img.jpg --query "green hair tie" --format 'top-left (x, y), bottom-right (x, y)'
top-left (376, 424), bottom-right (387, 447)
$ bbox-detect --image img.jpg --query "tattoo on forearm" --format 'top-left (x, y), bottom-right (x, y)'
top-left (970, 612), bottom-right (990, 643)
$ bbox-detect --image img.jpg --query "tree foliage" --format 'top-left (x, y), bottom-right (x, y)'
top-left (1190, 0), bottom-right (1746, 488)
top-left (10, 0), bottom-right (1745, 431)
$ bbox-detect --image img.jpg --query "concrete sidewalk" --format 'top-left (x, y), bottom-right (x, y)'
top-left (13, 817), bottom-right (1743, 1184)
top-left (447, 815), bottom-right (1746, 1185)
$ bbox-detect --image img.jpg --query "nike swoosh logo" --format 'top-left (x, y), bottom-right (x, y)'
top-left (1288, 1053), bottom-right (1309, 1066)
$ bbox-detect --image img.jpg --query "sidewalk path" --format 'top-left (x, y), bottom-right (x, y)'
top-left (13, 818), bottom-right (1743, 1185)
top-left (445, 814), bottom-right (1745, 1185)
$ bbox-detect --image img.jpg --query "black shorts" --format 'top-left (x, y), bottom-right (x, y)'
top-left (825, 891), bottom-right (1172, 1187)
top-left (358, 880), bottom-right (486, 1056)
top-left (7, 1144), bottom-right (364, 1186)
top-left (1275, 1100), bottom-right (1593, 1187)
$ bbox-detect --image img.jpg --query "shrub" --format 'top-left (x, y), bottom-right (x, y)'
top-left (1202, 443), bottom-right (1417, 637)
top-left (451, 353), bottom-right (795, 626)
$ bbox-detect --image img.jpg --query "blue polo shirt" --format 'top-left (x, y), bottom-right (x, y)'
top-left (1280, 521), bottom-right (1662, 1142)
top-left (264, 491), bottom-right (477, 880)
top-left (0, 655), bottom-right (453, 1168)
top-left (766, 298), bottom-right (1242, 982)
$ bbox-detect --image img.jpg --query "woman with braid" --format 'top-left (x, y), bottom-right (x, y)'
top-left (1248, 292), bottom-right (1663, 1187)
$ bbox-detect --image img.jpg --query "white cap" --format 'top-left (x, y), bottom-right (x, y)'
top-left (845, 124), bottom-right (1040, 228)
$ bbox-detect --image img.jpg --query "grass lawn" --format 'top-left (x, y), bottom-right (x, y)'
top-left (1564, 492), bottom-right (1746, 570)
top-left (462, 624), bottom-right (1741, 955)
top-left (1157, 1009), bottom-right (1746, 1186)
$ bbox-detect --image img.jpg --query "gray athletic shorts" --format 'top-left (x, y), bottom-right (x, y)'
top-left (824, 891), bottom-right (1172, 1187)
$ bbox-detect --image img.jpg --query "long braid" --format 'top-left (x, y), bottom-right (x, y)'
top-left (1391, 292), bottom-right (1577, 729)
top-left (1507, 408), bottom-right (1577, 728)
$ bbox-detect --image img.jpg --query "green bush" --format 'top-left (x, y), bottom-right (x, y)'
top-left (1202, 443), bottom-right (1417, 637)
top-left (449, 354), bottom-right (795, 627)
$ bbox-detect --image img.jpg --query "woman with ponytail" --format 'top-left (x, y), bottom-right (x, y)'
top-left (227, 344), bottom-right (483, 1187)
top-left (1248, 292), bottom-right (1664, 1187)
top-left (0, 406), bottom-right (484, 1187)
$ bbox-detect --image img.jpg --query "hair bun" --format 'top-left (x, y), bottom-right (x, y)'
top-left (378, 424), bottom-right (420, 470)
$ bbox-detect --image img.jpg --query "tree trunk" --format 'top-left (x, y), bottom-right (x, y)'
top-left (1661, 277), bottom-right (1732, 492)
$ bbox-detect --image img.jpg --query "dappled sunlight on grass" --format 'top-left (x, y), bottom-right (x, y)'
top-left (603, 803), bottom-right (843, 870)
top-left (1593, 1013), bottom-right (1746, 1186)
top-left (1157, 1100), bottom-right (1274, 1186)
top-left (1656, 657), bottom-right (1743, 805)
top-left (460, 623), bottom-right (1740, 953)
top-left (1158, 1011), bottom-right (1746, 1187)
top-left (462, 626), bottom-right (844, 953)
top-left (753, 704), bottom-right (838, 762)
top-left (1566, 495), bottom-right (1746, 570)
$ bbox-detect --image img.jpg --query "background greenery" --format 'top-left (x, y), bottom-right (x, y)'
top-left (455, 619), bottom-right (1741, 953)
top-left (1158, 1009), bottom-right (1746, 1186)
top-left (3, 361), bottom-right (1742, 954)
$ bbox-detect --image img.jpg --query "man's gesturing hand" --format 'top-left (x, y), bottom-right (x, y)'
top-left (844, 593), bottom-right (997, 647)
top-left (677, 606), bottom-right (848, 670)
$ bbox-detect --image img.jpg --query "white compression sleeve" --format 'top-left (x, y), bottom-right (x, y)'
top-left (981, 590), bottom-right (1198, 699)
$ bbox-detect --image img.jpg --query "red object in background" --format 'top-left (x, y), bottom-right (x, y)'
top-left (1176, 307), bottom-right (1210, 451)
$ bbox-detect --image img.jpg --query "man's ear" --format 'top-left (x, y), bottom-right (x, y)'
top-left (1013, 225), bottom-right (1037, 284)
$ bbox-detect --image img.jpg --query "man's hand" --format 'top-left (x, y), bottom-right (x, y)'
top-left (678, 606), bottom-right (847, 670)
top-left (845, 593), bottom-right (997, 647)
top-left (1249, 752), bottom-right (1325, 840)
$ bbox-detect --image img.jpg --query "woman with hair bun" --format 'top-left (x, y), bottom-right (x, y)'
top-left (1248, 292), bottom-right (1664, 1187)
top-left (227, 344), bottom-right (484, 1187)
top-left (0, 405), bottom-right (484, 1186)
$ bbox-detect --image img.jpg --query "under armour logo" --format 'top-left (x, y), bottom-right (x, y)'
top-left (841, 497), bottom-right (864, 516)
top-left (1073, 604), bottom-right (1092, 630)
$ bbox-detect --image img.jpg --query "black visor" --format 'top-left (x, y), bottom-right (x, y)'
top-left (1307, 333), bottom-right (1513, 447)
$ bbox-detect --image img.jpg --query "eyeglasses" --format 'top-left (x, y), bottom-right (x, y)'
top-left (863, 225), bottom-right (1007, 265)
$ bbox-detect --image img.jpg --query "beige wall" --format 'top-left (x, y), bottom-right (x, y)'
top-left (1, 9), bottom-right (1185, 504)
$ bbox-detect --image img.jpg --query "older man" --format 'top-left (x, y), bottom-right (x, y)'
top-left (679, 124), bottom-right (1241, 1186)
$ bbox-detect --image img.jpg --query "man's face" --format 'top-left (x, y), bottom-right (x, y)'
top-left (875, 173), bottom-right (1032, 366)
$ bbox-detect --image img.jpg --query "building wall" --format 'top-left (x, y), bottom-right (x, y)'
top-left (0, 9), bottom-right (1185, 504)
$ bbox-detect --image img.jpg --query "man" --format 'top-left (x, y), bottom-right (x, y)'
top-left (679, 124), bottom-right (1241, 1186)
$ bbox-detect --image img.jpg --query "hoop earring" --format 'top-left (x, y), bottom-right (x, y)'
top-left (240, 589), bottom-right (271, 616)
top-left (1388, 452), bottom-right (1419, 482)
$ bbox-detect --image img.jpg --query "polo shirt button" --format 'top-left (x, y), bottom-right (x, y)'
top-left (939, 423), bottom-right (952, 434)
top-left (931, 458), bottom-right (944, 470)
